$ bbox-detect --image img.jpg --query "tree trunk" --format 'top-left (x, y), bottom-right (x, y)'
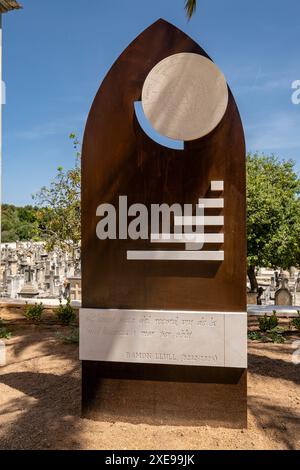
top-left (247, 265), bottom-right (258, 292)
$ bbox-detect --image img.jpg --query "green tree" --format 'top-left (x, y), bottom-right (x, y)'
top-left (247, 153), bottom-right (300, 291)
top-left (185, 0), bottom-right (197, 19)
top-left (1, 205), bottom-right (41, 242)
top-left (33, 135), bottom-right (81, 259)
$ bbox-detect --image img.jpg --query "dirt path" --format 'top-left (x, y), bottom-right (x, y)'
top-left (0, 324), bottom-right (300, 450)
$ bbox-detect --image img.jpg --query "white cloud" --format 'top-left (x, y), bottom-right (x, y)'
top-left (245, 112), bottom-right (300, 152)
top-left (11, 114), bottom-right (85, 140)
top-left (235, 77), bottom-right (289, 95)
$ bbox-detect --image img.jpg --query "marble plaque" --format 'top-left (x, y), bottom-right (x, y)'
top-left (80, 309), bottom-right (247, 368)
top-left (142, 53), bottom-right (229, 141)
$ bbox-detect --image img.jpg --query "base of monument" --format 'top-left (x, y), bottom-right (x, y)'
top-left (81, 361), bottom-right (247, 428)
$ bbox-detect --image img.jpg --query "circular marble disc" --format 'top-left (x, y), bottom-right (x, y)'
top-left (141, 52), bottom-right (229, 142)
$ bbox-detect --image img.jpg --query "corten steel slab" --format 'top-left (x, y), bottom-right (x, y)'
top-left (81, 19), bottom-right (246, 313)
top-left (81, 20), bottom-right (247, 425)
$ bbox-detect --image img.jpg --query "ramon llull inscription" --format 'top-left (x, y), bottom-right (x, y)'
top-left (80, 310), bottom-right (246, 368)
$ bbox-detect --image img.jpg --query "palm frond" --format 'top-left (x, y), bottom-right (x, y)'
top-left (185, 0), bottom-right (197, 20)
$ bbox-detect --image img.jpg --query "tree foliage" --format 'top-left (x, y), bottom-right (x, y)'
top-left (1, 205), bottom-right (41, 243)
top-left (185, 0), bottom-right (197, 19)
top-left (33, 135), bottom-right (81, 253)
top-left (247, 153), bottom-right (300, 289)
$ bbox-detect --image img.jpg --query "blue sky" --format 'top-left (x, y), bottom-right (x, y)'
top-left (2, 0), bottom-right (300, 205)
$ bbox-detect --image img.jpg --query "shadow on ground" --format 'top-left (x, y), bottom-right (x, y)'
top-left (0, 369), bottom-right (82, 449)
top-left (0, 326), bottom-right (83, 450)
top-left (248, 352), bottom-right (300, 385)
top-left (0, 326), bottom-right (299, 449)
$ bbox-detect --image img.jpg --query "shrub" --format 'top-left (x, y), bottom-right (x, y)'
top-left (259, 312), bottom-right (278, 332)
top-left (269, 326), bottom-right (288, 334)
top-left (259, 314), bottom-right (270, 332)
top-left (24, 303), bottom-right (44, 322)
top-left (248, 331), bottom-right (262, 341)
top-left (0, 318), bottom-right (12, 340)
top-left (56, 327), bottom-right (79, 344)
top-left (55, 299), bottom-right (76, 326)
top-left (267, 331), bottom-right (285, 344)
top-left (291, 311), bottom-right (300, 331)
top-left (269, 311), bottom-right (279, 330)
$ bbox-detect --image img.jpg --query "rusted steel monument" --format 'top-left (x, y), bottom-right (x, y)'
top-left (80, 19), bottom-right (247, 427)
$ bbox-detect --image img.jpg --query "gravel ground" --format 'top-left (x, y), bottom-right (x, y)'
top-left (0, 322), bottom-right (300, 450)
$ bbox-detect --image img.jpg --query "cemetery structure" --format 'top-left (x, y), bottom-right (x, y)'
top-left (0, 242), bottom-right (81, 301)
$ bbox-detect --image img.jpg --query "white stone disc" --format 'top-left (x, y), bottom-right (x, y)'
top-left (141, 53), bottom-right (229, 142)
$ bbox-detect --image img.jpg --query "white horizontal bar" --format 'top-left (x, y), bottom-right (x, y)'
top-left (174, 216), bottom-right (224, 226)
top-left (127, 251), bottom-right (224, 261)
top-left (211, 181), bottom-right (224, 191)
top-left (198, 198), bottom-right (224, 208)
top-left (151, 233), bottom-right (224, 243)
top-left (203, 233), bottom-right (224, 243)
